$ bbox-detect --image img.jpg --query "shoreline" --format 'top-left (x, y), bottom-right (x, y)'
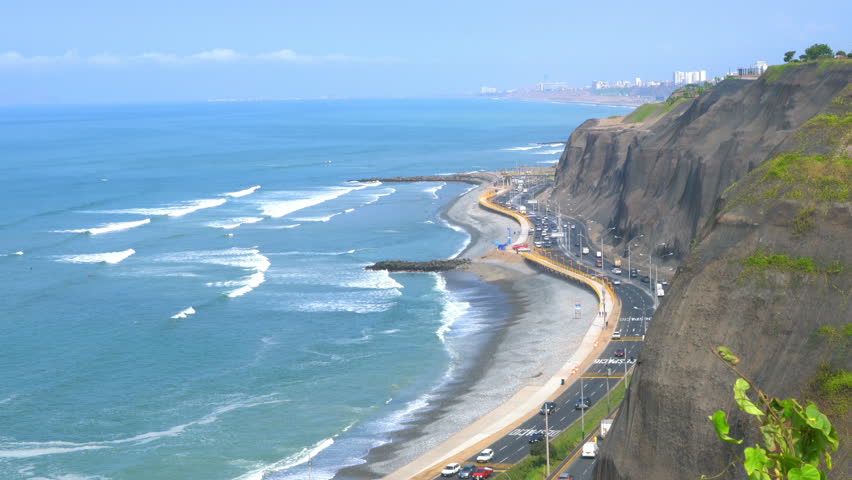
top-left (335, 183), bottom-right (601, 479)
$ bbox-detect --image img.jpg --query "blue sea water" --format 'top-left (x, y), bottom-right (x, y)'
top-left (0, 99), bottom-right (631, 480)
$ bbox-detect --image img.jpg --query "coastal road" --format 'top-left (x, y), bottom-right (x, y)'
top-left (427, 209), bottom-right (654, 479)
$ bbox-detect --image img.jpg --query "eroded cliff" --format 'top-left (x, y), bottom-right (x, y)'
top-left (584, 63), bottom-right (852, 479)
top-left (551, 62), bottom-right (852, 267)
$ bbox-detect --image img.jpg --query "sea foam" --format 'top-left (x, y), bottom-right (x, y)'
top-left (257, 184), bottom-right (375, 218)
top-left (207, 217), bottom-right (264, 229)
top-left (171, 306), bottom-right (196, 319)
top-left (53, 218), bottom-right (151, 235)
top-left (55, 249), bottom-right (136, 264)
top-left (94, 198), bottom-right (227, 217)
top-left (223, 185), bottom-right (261, 198)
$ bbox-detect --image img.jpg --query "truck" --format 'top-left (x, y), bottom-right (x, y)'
top-left (581, 441), bottom-right (599, 458)
top-left (656, 283), bottom-right (665, 297)
top-left (582, 247), bottom-right (590, 255)
top-left (519, 205), bottom-right (527, 213)
top-left (600, 419), bottom-right (614, 438)
top-left (614, 258), bottom-right (622, 267)
top-left (595, 251), bottom-right (602, 258)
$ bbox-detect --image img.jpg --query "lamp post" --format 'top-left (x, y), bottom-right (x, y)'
top-left (627, 234), bottom-right (643, 280)
top-left (602, 226), bottom-right (616, 270)
top-left (580, 377), bottom-right (586, 437)
top-left (545, 406), bottom-right (551, 477)
top-left (606, 367), bottom-right (612, 415)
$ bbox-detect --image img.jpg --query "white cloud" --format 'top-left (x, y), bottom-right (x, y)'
top-left (0, 48), bottom-right (403, 68)
top-left (191, 48), bottom-right (241, 62)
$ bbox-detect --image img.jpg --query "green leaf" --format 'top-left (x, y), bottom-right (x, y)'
top-left (734, 378), bottom-right (765, 416)
top-left (749, 472), bottom-right (771, 480)
top-left (759, 424), bottom-right (782, 452)
top-left (825, 450), bottom-right (832, 471)
top-left (709, 410), bottom-right (743, 444)
top-left (745, 446), bottom-right (772, 474)
top-left (804, 403), bottom-right (832, 437)
top-left (717, 346), bottom-right (741, 365)
top-left (787, 464), bottom-right (820, 480)
top-left (775, 453), bottom-right (803, 473)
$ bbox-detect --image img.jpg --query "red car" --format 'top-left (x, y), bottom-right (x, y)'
top-left (472, 467), bottom-right (494, 478)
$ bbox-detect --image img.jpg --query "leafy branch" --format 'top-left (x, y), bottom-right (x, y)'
top-left (703, 347), bottom-right (839, 480)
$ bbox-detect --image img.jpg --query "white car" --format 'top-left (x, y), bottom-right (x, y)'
top-left (612, 330), bottom-right (622, 339)
top-left (476, 448), bottom-right (495, 463)
top-left (441, 463), bottom-right (462, 476)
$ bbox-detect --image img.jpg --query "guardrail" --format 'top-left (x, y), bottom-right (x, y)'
top-left (479, 190), bottom-right (619, 312)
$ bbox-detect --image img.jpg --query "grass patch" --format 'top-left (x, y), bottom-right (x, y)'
top-left (742, 250), bottom-right (817, 273)
top-left (503, 375), bottom-right (630, 480)
top-left (809, 363), bottom-right (851, 423)
top-left (761, 153), bottom-right (852, 202)
top-left (790, 205), bottom-right (817, 235)
top-left (625, 103), bottom-right (662, 123)
top-left (764, 63), bottom-right (800, 84)
top-left (660, 96), bottom-right (688, 115)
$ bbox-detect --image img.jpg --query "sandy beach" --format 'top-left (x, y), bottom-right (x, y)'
top-left (335, 183), bottom-right (601, 479)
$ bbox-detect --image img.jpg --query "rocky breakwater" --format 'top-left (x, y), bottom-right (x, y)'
top-left (549, 61), bottom-right (852, 267)
top-left (593, 68), bottom-right (851, 479)
top-left (355, 172), bottom-right (495, 185)
top-left (366, 258), bottom-right (472, 272)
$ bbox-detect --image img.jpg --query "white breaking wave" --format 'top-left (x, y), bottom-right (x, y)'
top-left (533, 148), bottom-right (564, 155)
top-left (424, 183), bottom-right (446, 200)
top-left (344, 208), bottom-right (355, 213)
top-left (55, 249), bottom-right (136, 264)
top-left (433, 274), bottom-right (472, 345)
top-left (171, 306), bottom-right (196, 319)
top-left (292, 212), bottom-right (342, 222)
top-left (537, 159), bottom-right (559, 164)
top-left (92, 198), bottom-right (227, 217)
top-left (341, 269), bottom-right (403, 290)
top-left (207, 217), bottom-right (264, 229)
top-left (440, 218), bottom-right (471, 259)
top-left (53, 218), bottom-right (151, 235)
top-left (223, 185), bottom-right (261, 198)
top-left (503, 145), bottom-right (543, 151)
top-left (363, 188), bottom-right (395, 205)
top-left (0, 445), bottom-right (110, 459)
top-left (231, 437), bottom-right (335, 480)
top-left (256, 183), bottom-right (376, 218)
top-left (156, 247), bottom-right (271, 298)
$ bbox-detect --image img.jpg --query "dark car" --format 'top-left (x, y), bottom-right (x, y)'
top-left (640, 275), bottom-right (651, 283)
top-left (574, 241), bottom-right (581, 247)
top-left (558, 474), bottom-right (573, 480)
top-left (630, 269), bottom-right (639, 278)
top-left (540, 401), bottom-right (556, 415)
top-left (458, 464), bottom-right (478, 479)
top-left (574, 396), bottom-right (591, 410)
top-left (529, 432), bottom-right (545, 443)
top-left (614, 348), bottom-right (625, 357)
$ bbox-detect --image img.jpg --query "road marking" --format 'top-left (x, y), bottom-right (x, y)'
top-left (498, 445), bottom-right (508, 451)
top-left (582, 375), bottom-right (625, 379)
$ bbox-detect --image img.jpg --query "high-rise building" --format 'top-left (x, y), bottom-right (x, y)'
top-left (480, 86), bottom-right (498, 95)
top-left (635, 77), bottom-right (642, 87)
top-left (674, 70), bottom-right (708, 85)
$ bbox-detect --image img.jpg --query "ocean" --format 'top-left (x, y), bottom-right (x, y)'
top-left (0, 99), bottom-right (632, 480)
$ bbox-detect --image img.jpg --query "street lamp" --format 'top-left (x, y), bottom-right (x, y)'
top-left (606, 367), bottom-right (612, 415)
top-left (627, 234), bottom-right (644, 280)
top-left (602, 226), bottom-right (616, 269)
top-left (545, 405), bottom-right (551, 477)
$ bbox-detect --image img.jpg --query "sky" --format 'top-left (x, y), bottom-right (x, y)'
top-left (1, 0), bottom-right (850, 104)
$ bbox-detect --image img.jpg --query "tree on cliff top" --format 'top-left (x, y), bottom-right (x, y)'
top-left (784, 51), bottom-right (796, 63)
top-left (805, 44), bottom-right (834, 60)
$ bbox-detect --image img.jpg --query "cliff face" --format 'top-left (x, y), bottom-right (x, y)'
top-left (551, 62), bottom-right (852, 264)
top-left (589, 64), bottom-right (852, 480)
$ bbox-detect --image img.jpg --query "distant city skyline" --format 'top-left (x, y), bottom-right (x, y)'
top-left (1, 0), bottom-right (850, 104)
